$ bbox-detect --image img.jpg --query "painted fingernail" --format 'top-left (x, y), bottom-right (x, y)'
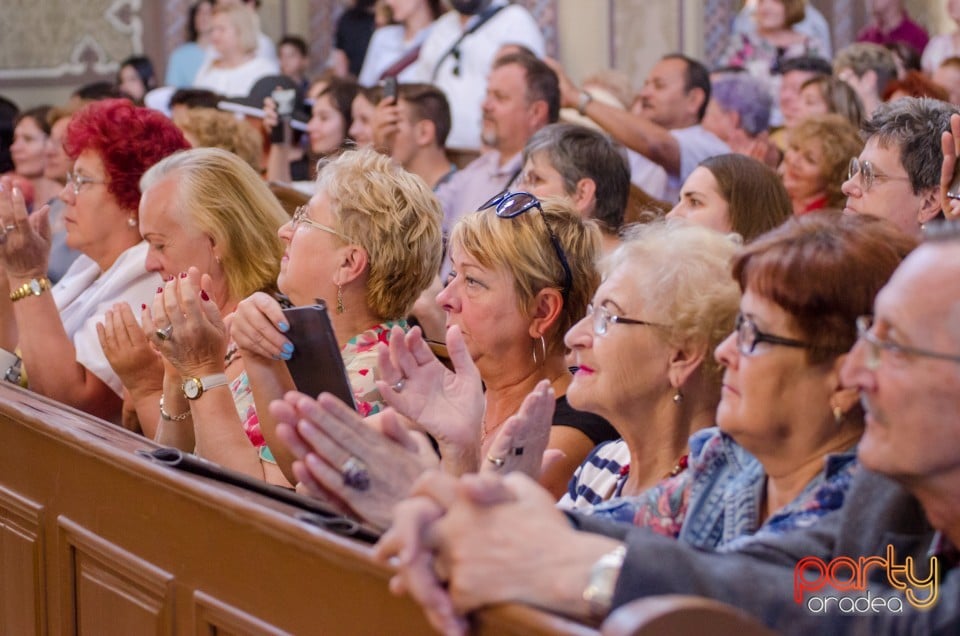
top-left (140, 303), bottom-right (146, 310)
top-left (280, 351), bottom-right (292, 361)
top-left (156, 287), bottom-right (163, 294)
top-left (282, 342), bottom-right (294, 354)
top-left (278, 320), bottom-right (289, 332)
top-left (179, 271), bottom-right (187, 279)
top-left (200, 289), bottom-right (209, 301)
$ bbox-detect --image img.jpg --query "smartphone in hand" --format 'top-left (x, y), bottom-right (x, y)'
top-left (282, 301), bottom-right (357, 410)
top-left (382, 77), bottom-right (398, 102)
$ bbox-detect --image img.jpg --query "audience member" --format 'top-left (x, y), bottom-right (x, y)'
top-left (934, 55), bottom-right (960, 105)
top-left (843, 97), bottom-right (954, 238)
top-left (168, 88), bottom-right (222, 118)
top-left (795, 74), bottom-right (865, 128)
top-left (772, 55), bottom-right (834, 149)
top-left (333, 0), bottom-right (378, 77)
top-left (212, 0), bottom-right (278, 64)
top-left (411, 0), bottom-right (545, 152)
top-left (435, 52), bottom-right (558, 233)
top-left (358, 0), bottom-right (444, 86)
top-left (833, 42), bottom-right (899, 119)
top-left (372, 82), bottom-right (455, 190)
top-left (882, 69), bottom-right (950, 101)
top-left (701, 73), bottom-right (780, 168)
top-left (277, 35), bottom-right (310, 93)
top-left (193, 5), bottom-right (279, 98)
top-left (558, 220), bottom-right (739, 509)
top-left (349, 85), bottom-right (381, 148)
top-left (165, 148), bottom-right (441, 485)
top-left (885, 40), bottom-right (923, 78)
top-left (165, 0), bottom-right (214, 88)
top-left (172, 107), bottom-right (264, 173)
top-left (9, 106), bottom-right (60, 207)
top-left (102, 147), bottom-right (287, 438)
top-left (550, 54), bottom-right (729, 202)
top-left (856, 0), bottom-right (929, 55)
top-left (667, 154), bottom-right (791, 240)
top-left (921, 0), bottom-right (960, 74)
top-left (42, 107), bottom-right (82, 283)
top-left (518, 123), bottom-right (630, 254)
top-left (779, 114), bottom-right (864, 215)
top-left (0, 99), bottom-right (188, 421)
top-left (732, 0), bottom-right (833, 58)
top-left (68, 82), bottom-right (123, 110)
top-left (116, 55), bottom-right (157, 105)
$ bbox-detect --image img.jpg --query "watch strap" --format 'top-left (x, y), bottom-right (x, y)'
top-left (582, 544), bottom-right (626, 620)
top-left (182, 373), bottom-right (229, 400)
top-left (10, 277), bottom-right (51, 302)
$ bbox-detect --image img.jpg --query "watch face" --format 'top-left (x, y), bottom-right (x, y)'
top-left (29, 279), bottom-right (41, 295)
top-left (183, 378), bottom-right (202, 399)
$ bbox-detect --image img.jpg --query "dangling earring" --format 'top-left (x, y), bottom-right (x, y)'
top-left (833, 405), bottom-right (844, 425)
top-left (336, 284), bottom-right (344, 314)
top-left (531, 335), bottom-right (546, 366)
top-left (673, 389), bottom-right (683, 405)
top-left (127, 217), bottom-right (137, 228)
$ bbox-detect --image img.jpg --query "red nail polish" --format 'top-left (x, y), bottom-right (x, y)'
top-left (200, 289), bottom-right (210, 301)
top-left (140, 303), bottom-right (146, 310)
top-left (156, 287), bottom-right (163, 294)
top-left (179, 271), bottom-right (187, 279)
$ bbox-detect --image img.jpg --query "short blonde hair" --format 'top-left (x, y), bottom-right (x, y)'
top-left (450, 196), bottom-right (601, 355)
top-left (606, 219), bottom-right (741, 380)
top-left (214, 5), bottom-right (258, 56)
top-left (317, 148), bottom-right (443, 320)
top-left (140, 147), bottom-right (287, 300)
top-left (173, 107), bottom-right (263, 173)
top-left (787, 114), bottom-right (864, 208)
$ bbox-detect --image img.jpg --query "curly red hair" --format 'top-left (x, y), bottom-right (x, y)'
top-left (63, 99), bottom-right (188, 212)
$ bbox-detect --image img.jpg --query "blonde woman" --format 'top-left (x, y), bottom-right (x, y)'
top-left (192, 4), bottom-right (278, 97)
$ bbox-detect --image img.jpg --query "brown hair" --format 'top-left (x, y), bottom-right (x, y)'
top-left (786, 114), bottom-right (864, 209)
top-left (781, 0), bottom-right (807, 28)
top-left (699, 154), bottom-right (791, 241)
top-left (732, 212), bottom-right (917, 364)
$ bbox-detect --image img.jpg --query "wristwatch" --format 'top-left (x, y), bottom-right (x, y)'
top-left (582, 544), bottom-right (627, 620)
top-left (181, 373), bottom-right (229, 400)
top-left (10, 277), bottom-right (50, 302)
top-left (576, 90), bottom-right (594, 116)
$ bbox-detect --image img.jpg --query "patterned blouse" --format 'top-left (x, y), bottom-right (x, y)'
top-left (585, 427), bottom-right (859, 551)
top-left (228, 320), bottom-right (405, 462)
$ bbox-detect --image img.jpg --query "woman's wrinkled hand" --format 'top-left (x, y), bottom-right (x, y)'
top-left (142, 266), bottom-right (227, 378)
top-left (0, 177), bottom-right (51, 278)
top-left (97, 301), bottom-right (164, 396)
top-left (272, 391), bottom-right (436, 531)
top-left (376, 325), bottom-right (484, 470)
top-left (231, 291), bottom-right (292, 361)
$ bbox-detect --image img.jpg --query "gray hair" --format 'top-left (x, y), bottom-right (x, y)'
top-left (862, 97), bottom-right (959, 194)
top-left (834, 43), bottom-right (898, 98)
top-left (710, 74), bottom-right (772, 136)
top-left (522, 123), bottom-right (630, 232)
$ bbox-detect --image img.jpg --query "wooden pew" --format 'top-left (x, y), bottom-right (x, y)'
top-left (0, 383), bottom-right (597, 635)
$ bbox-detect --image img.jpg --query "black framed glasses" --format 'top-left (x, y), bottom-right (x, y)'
top-left (735, 313), bottom-right (813, 356)
top-left (587, 303), bottom-right (666, 337)
top-left (856, 315), bottom-right (960, 370)
top-left (478, 191), bottom-right (573, 300)
top-left (847, 157), bottom-right (910, 193)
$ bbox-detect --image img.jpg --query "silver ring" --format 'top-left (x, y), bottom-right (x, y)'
top-left (154, 324), bottom-right (173, 341)
top-left (486, 454), bottom-right (505, 468)
top-left (391, 377), bottom-right (406, 393)
top-left (3, 224), bottom-right (15, 232)
top-left (341, 456), bottom-right (370, 491)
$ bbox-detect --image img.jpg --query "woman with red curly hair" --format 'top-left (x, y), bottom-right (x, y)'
top-left (0, 99), bottom-right (188, 421)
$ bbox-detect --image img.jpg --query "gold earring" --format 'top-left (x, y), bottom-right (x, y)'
top-left (336, 284), bottom-right (344, 314)
top-left (833, 405), bottom-right (844, 425)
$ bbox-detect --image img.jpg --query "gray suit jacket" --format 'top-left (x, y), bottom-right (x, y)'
top-left (572, 470), bottom-right (959, 634)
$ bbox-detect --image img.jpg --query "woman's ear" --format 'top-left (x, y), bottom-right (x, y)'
top-left (828, 353), bottom-right (861, 416)
top-left (572, 178), bottom-right (597, 214)
top-left (527, 287), bottom-right (564, 339)
top-left (336, 245), bottom-right (369, 286)
top-left (668, 339), bottom-right (709, 390)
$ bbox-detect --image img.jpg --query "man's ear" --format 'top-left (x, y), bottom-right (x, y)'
top-left (528, 99), bottom-right (549, 128)
top-left (918, 186), bottom-right (942, 225)
top-left (413, 118), bottom-right (436, 147)
top-left (685, 87), bottom-right (706, 120)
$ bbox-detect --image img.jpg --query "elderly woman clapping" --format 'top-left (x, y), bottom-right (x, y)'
top-left (0, 99), bottom-right (187, 420)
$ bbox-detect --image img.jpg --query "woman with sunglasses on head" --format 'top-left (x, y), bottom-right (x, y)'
top-left (584, 213), bottom-right (916, 550)
top-left (0, 99), bottom-right (188, 421)
top-left (146, 147), bottom-right (442, 485)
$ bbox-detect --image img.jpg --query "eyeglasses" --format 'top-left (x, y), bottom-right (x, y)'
top-left (856, 315), bottom-right (960, 370)
top-left (847, 157), bottom-right (911, 193)
top-left (65, 171), bottom-right (105, 196)
top-left (734, 313), bottom-right (813, 356)
top-left (587, 303), bottom-right (666, 337)
top-left (291, 205), bottom-right (353, 242)
top-left (478, 191), bottom-right (573, 300)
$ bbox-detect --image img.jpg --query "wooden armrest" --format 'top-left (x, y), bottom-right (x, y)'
top-left (601, 595), bottom-right (775, 636)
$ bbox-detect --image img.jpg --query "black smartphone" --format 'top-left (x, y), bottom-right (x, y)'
top-left (282, 301), bottom-right (357, 410)
top-left (382, 76), bottom-right (398, 102)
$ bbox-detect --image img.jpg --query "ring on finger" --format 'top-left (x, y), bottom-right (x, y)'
top-left (341, 456), bottom-right (371, 491)
top-left (3, 224), bottom-right (15, 232)
top-left (155, 324), bottom-right (173, 341)
top-left (486, 454), bottom-right (505, 468)
top-left (391, 376), bottom-right (406, 393)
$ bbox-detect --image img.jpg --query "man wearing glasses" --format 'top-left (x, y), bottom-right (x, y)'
top-left (380, 223), bottom-right (960, 634)
top-left (842, 97), bottom-right (956, 238)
